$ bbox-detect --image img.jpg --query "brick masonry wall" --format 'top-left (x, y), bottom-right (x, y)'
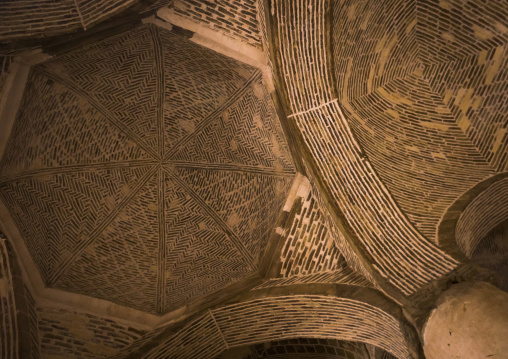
top-left (254, 172), bottom-right (375, 290)
top-left (109, 325), bottom-right (167, 359)
top-left (2, 234), bottom-right (145, 359)
top-left (172, 0), bottom-right (262, 49)
top-left (343, 70), bottom-right (494, 240)
top-left (454, 178), bottom-right (508, 292)
top-left (304, 164), bottom-right (376, 285)
top-left (0, 0), bottom-right (82, 41)
top-left (382, 352), bottom-right (397, 359)
top-left (143, 312), bottom-right (226, 359)
top-left (415, 0), bottom-right (507, 65)
top-left (37, 307), bottom-right (147, 358)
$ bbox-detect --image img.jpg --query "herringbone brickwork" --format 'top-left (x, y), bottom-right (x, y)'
top-left (0, 24), bottom-right (295, 315)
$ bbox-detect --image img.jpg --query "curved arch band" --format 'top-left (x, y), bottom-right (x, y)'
top-left (260, 0), bottom-right (458, 297)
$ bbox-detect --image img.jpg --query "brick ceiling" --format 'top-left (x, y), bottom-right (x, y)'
top-left (0, 24), bottom-right (295, 315)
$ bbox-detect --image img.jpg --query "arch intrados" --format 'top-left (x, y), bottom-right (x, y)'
top-left (131, 285), bottom-right (422, 359)
top-left (437, 172), bottom-right (508, 260)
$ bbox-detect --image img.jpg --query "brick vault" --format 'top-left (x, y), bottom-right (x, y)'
top-left (0, 0), bottom-right (507, 359)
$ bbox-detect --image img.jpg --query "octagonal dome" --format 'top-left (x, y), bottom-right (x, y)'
top-left (0, 24), bottom-right (296, 315)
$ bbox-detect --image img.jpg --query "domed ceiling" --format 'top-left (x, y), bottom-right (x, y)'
top-left (0, 24), bottom-right (296, 315)
top-left (332, 0), bottom-right (508, 241)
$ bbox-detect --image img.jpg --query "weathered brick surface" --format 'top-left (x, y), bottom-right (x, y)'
top-left (173, 0), bottom-right (262, 49)
top-left (424, 45), bottom-right (508, 171)
top-left (279, 190), bottom-right (344, 278)
top-left (37, 307), bottom-right (146, 358)
top-left (415, 0), bottom-right (507, 65)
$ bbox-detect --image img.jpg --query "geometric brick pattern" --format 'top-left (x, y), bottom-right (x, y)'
top-left (415, 0), bottom-right (508, 65)
top-left (333, 0), bottom-right (508, 242)
top-left (346, 72), bottom-right (494, 240)
top-left (170, 76), bottom-right (295, 172)
top-left (424, 45), bottom-right (508, 172)
top-left (333, 0), bottom-right (421, 101)
top-left (0, 24), bottom-right (295, 315)
top-left (175, 168), bottom-right (294, 258)
top-left (270, 0), bottom-right (458, 296)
